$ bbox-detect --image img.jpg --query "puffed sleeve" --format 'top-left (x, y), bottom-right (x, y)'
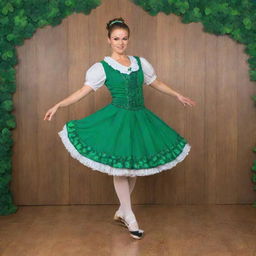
top-left (83, 62), bottom-right (106, 91)
top-left (139, 57), bottom-right (157, 85)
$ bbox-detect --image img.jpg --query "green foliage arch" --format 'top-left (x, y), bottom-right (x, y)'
top-left (1, 0), bottom-right (256, 215)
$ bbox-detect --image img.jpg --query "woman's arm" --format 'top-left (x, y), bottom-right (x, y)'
top-left (56, 84), bottom-right (94, 108)
top-left (148, 79), bottom-right (196, 107)
top-left (149, 79), bottom-right (181, 97)
top-left (43, 85), bottom-right (94, 121)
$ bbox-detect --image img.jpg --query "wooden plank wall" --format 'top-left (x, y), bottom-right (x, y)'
top-left (12, 0), bottom-right (256, 205)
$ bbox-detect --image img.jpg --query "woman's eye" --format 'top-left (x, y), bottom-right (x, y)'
top-left (113, 38), bottom-right (128, 41)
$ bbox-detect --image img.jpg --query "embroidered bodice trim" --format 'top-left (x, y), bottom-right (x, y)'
top-left (103, 55), bottom-right (139, 74)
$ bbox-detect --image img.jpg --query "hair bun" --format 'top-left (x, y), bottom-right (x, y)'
top-left (106, 17), bottom-right (130, 38)
top-left (106, 17), bottom-right (125, 30)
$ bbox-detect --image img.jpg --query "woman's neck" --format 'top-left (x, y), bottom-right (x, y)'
top-left (111, 52), bottom-right (128, 60)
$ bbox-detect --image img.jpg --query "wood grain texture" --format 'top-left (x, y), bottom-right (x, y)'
top-left (12, 0), bottom-right (256, 205)
top-left (1, 205), bottom-right (256, 254)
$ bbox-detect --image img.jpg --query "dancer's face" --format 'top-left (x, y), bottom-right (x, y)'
top-left (107, 29), bottom-right (129, 54)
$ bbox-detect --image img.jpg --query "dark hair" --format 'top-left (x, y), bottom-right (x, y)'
top-left (106, 17), bottom-right (130, 38)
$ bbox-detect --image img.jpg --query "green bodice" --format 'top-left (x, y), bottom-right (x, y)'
top-left (100, 56), bottom-right (145, 110)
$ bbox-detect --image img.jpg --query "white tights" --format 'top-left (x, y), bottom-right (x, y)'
top-left (113, 176), bottom-right (139, 230)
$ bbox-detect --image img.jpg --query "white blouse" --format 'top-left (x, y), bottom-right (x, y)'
top-left (83, 56), bottom-right (157, 91)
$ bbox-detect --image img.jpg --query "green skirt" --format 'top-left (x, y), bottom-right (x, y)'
top-left (58, 103), bottom-right (191, 176)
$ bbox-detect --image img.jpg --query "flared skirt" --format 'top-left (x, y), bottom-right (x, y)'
top-left (58, 103), bottom-right (191, 176)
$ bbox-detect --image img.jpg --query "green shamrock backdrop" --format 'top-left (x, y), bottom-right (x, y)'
top-left (1, 0), bottom-right (256, 215)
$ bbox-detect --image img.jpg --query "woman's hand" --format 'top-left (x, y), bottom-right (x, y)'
top-left (43, 104), bottom-right (59, 121)
top-left (176, 93), bottom-right (196, 107)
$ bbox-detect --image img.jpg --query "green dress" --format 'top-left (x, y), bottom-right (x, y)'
top-left (58, 55), bottom-right (191, 176)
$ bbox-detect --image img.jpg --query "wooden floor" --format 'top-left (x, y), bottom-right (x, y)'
top-left (1, 205), bottom-right (256, 255)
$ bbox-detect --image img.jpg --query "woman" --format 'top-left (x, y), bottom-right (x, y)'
top-left (44, 17), bottom-right (196, 239)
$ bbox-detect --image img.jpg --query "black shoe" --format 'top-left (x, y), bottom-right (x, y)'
top-left (122, 213), bottom-right (144, 240)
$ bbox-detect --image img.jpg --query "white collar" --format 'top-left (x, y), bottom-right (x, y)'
top-left (103, 55), bottom-right (139, 74)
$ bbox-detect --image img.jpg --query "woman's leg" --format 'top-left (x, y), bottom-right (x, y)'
top-left (113, 176), bottom-right (139, 230)
top-left (116, 177), bottom-right (137, 213)
top-left (128, 176), bottom-right (137, 194)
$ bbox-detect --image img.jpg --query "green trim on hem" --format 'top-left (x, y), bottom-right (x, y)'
top-left (66, 120), bottom-right (188, 169)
